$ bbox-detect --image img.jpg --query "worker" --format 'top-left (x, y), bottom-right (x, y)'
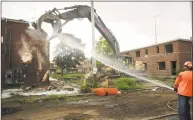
top-left (174, 61), bottom-right (192, 120)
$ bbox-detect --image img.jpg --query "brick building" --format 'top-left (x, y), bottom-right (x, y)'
top-left (1, 18), bottom-right (50, 88)
top-left (121, 39), bottom-right (192, 77)
top-left (76, 59), bottom-right (92, 73)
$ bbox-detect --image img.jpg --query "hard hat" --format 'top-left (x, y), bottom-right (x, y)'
top-left (184, 61), bottom-right (192, 68)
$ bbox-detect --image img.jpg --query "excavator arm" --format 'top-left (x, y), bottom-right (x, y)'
top-left (33, 5), bottom-right (120, 57)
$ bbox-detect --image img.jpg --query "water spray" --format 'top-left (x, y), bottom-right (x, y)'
top-left (92, 53), bottom-right (173, 90)
top-left (32, 8), bottom-right (174, 91)
top-left (50, 31), bottom-right (173, 90)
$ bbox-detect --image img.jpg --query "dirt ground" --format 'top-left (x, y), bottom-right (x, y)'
top-left (1, 89), bottom-right (178, 120)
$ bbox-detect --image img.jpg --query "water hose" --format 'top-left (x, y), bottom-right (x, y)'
top-left (147, 113), bottom-right (178, 120)
top-left (167, 100), bottom-right (178, 112)
top-left (150, 98), bottom-right (192, 119)
top-left (144, 99), bottom-right (178, 120)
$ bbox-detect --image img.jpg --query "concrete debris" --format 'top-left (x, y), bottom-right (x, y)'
top-left (22, 78), bottom-right (77, 92)
top-left (2, 78), bottom-right (80, 98)
top-left (24, 86), bottom-right (32, 91)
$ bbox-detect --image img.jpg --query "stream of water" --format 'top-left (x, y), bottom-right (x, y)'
top-left (92, 52), bottom-right (173, 90)
top-left (56, 33), bottom-right (173, 90)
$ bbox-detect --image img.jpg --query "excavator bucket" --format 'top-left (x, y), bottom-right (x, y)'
top-left (34, 11), bottom-right (62, 39)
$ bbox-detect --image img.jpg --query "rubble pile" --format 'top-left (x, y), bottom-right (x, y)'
top-left (23, 80), bottom-right (80, 93)
top-left (2, 79), bottom-right (81, 98)
top-left (46, 80), bottom-right (76, 91)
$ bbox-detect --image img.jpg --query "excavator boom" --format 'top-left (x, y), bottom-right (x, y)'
top-left (34, 5), bottom-right (120, 57)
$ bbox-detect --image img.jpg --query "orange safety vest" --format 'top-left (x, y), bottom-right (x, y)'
top-left (174, 71), bottom-right (192, 97)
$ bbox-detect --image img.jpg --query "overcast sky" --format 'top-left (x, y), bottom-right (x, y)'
top-left (2, 2), bottom-right (192, 60)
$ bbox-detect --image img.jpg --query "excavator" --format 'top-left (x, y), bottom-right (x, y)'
top-left (32, 5), bottom-right (121, 58)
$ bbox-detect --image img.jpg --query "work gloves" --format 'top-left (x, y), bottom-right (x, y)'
top-left (171, 85), bottom-right (178, 92)
top-left (174, 88), bottom-right (178, 92)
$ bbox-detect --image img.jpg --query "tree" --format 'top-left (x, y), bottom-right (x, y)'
top-left (53, 33), bottom-right (85, 75)
top-left (95, 36), bottom-right (114, 69)
top-left (96, 36), bottom-right (114, 56)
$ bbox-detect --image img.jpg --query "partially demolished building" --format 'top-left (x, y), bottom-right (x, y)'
top-left (1, 18), bottom-right (50, 88)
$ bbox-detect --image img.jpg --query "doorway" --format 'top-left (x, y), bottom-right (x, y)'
top-left (143, 63), bottom-right (147, 71)
top-left (171, 61), bottom-right (177, 75)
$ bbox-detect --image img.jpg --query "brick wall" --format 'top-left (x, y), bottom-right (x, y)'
top-left (121, 40), bottom-right (192, 77)
top-left (1, 19), bottom-right (29, 87)
top-left (1, 19), bottom-right (49, 88)
top-left (178, 41), bottom-right (192, 71)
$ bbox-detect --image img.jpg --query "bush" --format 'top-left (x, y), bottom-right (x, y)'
top-left (115, 77), bottom-right (142, 90)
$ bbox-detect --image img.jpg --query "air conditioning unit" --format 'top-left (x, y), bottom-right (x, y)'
top-left (12, 68), bottom-right (25, 84)
top-left (5, 68), bottom-right (26, 85)
top-left (5, 70), bottom-right (13, 84)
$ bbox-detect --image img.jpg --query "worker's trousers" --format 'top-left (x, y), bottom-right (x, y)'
top-left (178, 94), bottom-right (191, 120)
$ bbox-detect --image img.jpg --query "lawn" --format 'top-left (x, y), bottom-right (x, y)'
top-left (50, 73), bottom-right (85, 79)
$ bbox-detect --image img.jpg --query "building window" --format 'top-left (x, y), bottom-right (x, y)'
top-left (156, 46), bottom-right (159, 53)
top-left (158, 62), bottom-right (165, 70)
top-left (165, 44), bottom-right (173, 53)
top-left (136, 51), bottom-right (140, 57)
top-left (171, 61), bottom-right (177, 75)
top-left (127, 56), bottom-right (133, 64)
top-left (143, 63), bottom-right (147, 71)
top-left (145, 49), bottom-right (148, 55)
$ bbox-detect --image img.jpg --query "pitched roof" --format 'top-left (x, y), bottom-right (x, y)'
top-left (121, 38), bottom-right (192, 54)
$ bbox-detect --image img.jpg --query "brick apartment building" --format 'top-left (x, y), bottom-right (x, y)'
top-left (76, 59), bottom-right (92, 73)
top-left (121, 39), bottom-right (192, 77)
top-left (1, 18), bottom-right (50, 88)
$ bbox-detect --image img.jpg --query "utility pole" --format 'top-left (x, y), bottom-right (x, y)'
top-left (91, 1), bottom-right (97, 88)
top-left (153, 15), bottom-right (159, 44)
top-left (91, 1), bottom-right (97, 74)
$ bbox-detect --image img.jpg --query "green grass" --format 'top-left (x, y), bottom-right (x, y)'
top-left (43, 95), bottom-right (68, 104)
top-left (2, 94), bottom-right (40, 104)
top-left (50, 73), bottom-right (85, 86)
top-left (50, 73), bottom-right (85, 79)
top-left (2, 94), bottom-right (86, 105)
top-left (115, 77), bottom-right (143, 90)
top-left (2, 94), bottom-right (24, 103)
